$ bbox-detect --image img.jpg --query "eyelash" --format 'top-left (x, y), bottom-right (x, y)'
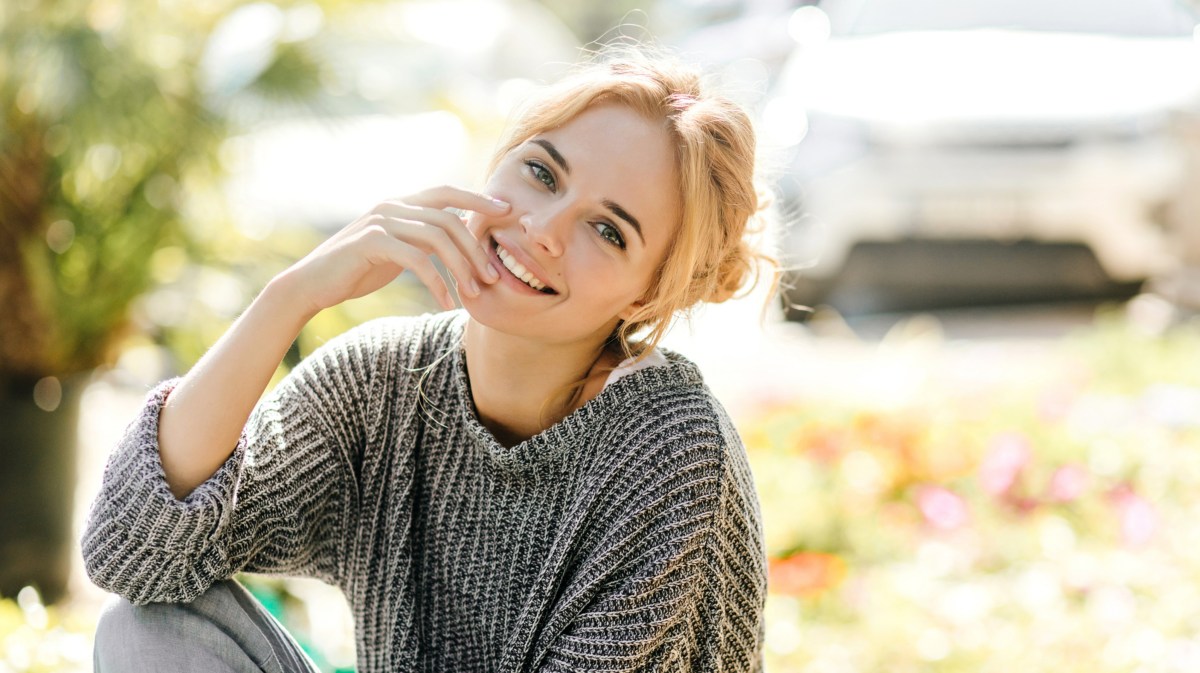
top-left (593, 221), bottom-right (626, 250)
top-left (526, 159), bottom-right (557, 192)
top-left (523, 159), bottom-right (626, 250)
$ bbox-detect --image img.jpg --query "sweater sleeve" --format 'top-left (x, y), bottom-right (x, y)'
top-left (536, 441), bottom-right (768, 673)
top-left (81, 320), bottom-right (402, 605)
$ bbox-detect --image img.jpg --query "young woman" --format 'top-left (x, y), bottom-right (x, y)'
top-left (84, 51), bottom-right (775, 673)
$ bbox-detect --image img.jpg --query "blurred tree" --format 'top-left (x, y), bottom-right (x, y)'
top-left (0, 0), bottom-right (326, 603)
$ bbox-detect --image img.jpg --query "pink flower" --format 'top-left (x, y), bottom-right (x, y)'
top-left (1112, 488), bottom-right (1158, 547)
top-left (1048, 464), bottom-right (1089, 503)
top-left (980, 432), bottom-right (1032, 496)
top-left (918, 486), bottom-right (970, 530)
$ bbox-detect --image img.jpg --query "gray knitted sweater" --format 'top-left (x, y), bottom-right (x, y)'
top-left (82, 310), bottom-right (767, 672)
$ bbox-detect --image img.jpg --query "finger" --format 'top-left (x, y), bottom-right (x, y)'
top-left (366, 215), bottom-right (483, 298)
top-left (373, 203), bottom-right (500, 284)
top-left (407, 222), bottom-right (484, 299)
top-left (376, 235), bottom-right (456, 310)
top-left (402, 184), bottom-right (511, 217)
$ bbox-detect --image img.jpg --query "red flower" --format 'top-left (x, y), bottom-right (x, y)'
top-left (769, 552), bottom-right (847, 599)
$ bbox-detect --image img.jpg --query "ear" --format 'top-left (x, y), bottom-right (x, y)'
top-left (617, 300), bottom-right (644, 323)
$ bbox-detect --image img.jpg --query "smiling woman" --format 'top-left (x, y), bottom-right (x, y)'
top-left (81, 48), bottom-right (777, 673)
top-left (463, 102), bottom-right (687, 442)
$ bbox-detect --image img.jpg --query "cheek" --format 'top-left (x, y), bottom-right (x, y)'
top-left (570, 253), bottom-right (646, 302)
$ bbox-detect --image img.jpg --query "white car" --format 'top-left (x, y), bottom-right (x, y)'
top-left (766, 0), bottom-right (1200, 317)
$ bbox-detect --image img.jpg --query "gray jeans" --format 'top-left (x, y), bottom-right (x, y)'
top-left (93, 579), bottom-right (320, 673)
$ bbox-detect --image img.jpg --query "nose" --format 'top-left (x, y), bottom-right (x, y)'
top-left (519, 210), bottom-right (566, 257)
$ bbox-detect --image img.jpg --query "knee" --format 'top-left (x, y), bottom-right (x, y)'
top-left (92, 583), bottom-right (250, 673)
top-left (94, 594), bottom-right (140, 647)
top-left (94, 594), bottom-right (188, 663)
top-left (95, 582), bottom-right (232, 643)
top-left (93, 595), bottom-right (151, 671)
top-left (93, 591), bottom-right (216, 671)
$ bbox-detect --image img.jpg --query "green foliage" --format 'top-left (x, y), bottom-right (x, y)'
top-left (0, 1), bottom-right (216, 378)
top-left (0, 0), bottom-right (328, 380)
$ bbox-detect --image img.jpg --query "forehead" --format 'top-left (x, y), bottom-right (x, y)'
top-left (537, 103), bottom-right (681, 243)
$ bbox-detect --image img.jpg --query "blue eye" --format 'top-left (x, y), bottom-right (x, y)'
top-left (595, 221), bottom-right (626, 249)
top-left (525, 160), bottom-right (556, 192)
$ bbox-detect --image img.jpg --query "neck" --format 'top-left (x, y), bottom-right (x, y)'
top-left (462, 318), bottom-right (621, 447)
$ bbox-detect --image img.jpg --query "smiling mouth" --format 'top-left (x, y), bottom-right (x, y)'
top-left (492, 237), bottom-right (558, 294)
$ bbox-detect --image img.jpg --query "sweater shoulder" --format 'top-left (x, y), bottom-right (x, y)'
top-left (607, 372), bottom-right (761, 528)
top-left (609, 371), bottom-right (740, 463)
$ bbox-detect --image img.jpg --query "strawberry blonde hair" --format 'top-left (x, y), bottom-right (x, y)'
top-left (486, 49), bottom-right (778, 418)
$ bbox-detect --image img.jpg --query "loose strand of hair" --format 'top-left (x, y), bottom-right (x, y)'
top-left (402, 336), bottom-right (461, 430)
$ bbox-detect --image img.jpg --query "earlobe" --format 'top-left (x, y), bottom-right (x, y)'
top-left (617, 301), bottom-right (644, 322)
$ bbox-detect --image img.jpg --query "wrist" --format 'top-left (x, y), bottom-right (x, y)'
top-left (260, 271), bottom-right (320, 328)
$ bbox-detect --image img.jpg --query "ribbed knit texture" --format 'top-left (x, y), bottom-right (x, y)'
top-left (81, 310), bottom-right (767, 672)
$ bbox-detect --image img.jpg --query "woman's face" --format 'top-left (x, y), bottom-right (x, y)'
top-left (462, 103), bottom-right (681, 347)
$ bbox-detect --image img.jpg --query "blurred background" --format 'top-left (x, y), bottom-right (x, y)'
top-left (3, 0), bottom-right (1200, 671)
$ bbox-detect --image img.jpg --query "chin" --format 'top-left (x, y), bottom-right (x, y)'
top-left (459, 293), bottom-right (541, 336)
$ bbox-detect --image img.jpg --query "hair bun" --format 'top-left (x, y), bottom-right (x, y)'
top-left (706, 239), bottom-right (754, 304)
top-left (703, 197), bottom-right (776, 305)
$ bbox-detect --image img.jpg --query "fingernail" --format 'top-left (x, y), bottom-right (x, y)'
top-left (486, 263), bottom-right (501, 282)
top-left (490, 197), bottom-right (509, 209)
top-left (469, 278), bottom-right (481, 296)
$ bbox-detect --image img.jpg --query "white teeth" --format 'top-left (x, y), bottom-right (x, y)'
top-left (495, 242), bottom-right (547, 291)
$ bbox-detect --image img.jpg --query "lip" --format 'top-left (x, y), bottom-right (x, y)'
top-left (488, 233), bottom-right (559, 295)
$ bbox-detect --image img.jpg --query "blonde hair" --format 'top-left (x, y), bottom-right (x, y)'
top-left (489, 49), bottom-right (779, 419)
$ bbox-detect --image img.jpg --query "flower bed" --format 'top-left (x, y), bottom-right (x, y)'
top-left (749, 313), bottom-right (1200, 672)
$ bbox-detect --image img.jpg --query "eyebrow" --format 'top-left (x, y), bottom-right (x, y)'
top-left (531, 138), bottom-right (646, 246)
top-left (532, 139), bottom-right (569, 174)
top-left (603, 199), bottom-right (645, 246)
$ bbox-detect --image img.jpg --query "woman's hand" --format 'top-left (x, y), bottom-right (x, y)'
top-left (279, 185), bottom-right (509, 316)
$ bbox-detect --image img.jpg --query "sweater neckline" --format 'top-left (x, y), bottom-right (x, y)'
top-left (441, 311), bottom-right (706, 465)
